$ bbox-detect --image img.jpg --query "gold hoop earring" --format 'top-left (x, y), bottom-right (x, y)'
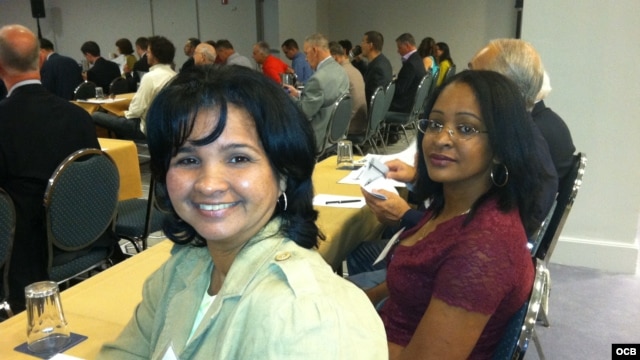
top-left (491, 163), bottom-right (509, 187)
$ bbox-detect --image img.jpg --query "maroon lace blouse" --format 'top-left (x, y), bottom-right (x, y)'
top-left (380, 197), bottom-right (534, 359)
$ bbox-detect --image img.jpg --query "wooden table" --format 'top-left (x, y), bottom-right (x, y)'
top-left (0, 240), bottom-right (173, 359)
top-left (314, 156), bottom-right (384, 270)
top-left (99, 138), bottom-right (142, 201)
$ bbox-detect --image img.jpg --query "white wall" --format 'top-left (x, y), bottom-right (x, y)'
top-left (523, 0), bottom-right (640, 273)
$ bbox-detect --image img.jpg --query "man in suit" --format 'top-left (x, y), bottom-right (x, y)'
top-left (389, 33), bottom-right (426, 113)
top-left (127, 37), bottom-right (150, 91)
top-left (0, 24), bottom-right (101, 312)
top-left (285, 33), bottom-right (349, 153)
top-left (92, 36), bottom-right (177, 140)
top-left (80, 40), bottom-right (121, 94)
top-left (329, 41), bottom-right (367, 136)
top-left (181, 37), bottom-right (200, 72)
top-left (39, 38), bottom-right (83, 100)
top-left (360, 31), bottom-right (392, 106)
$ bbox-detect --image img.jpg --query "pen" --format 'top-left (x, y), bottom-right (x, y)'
top-left (325, 199), bottom-right (362, 204)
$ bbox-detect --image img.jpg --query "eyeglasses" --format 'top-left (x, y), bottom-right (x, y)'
top-left (417, 119), bottom-right (488, 141)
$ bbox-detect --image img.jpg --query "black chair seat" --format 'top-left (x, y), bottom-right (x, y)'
top-left (115, 199), bottom-right (165, 238)
top-left (49, 246), bottom-right (111, 281)
top-left (384, 111), bottom-right (410, 124)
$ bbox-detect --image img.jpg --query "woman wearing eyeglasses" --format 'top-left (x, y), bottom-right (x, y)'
top-left (365, 70), bottom-right (545, 359)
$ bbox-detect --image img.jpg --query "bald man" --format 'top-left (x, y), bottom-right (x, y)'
top-left (0, 24), bottom-right (101, 311)
top-left (193, 42), bottom-right (217, 66)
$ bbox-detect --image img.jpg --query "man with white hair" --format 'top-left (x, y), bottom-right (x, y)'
top-left (193, 42), bottom-right (217, 66)
top-left (0, 24), bottom-right (101, 312)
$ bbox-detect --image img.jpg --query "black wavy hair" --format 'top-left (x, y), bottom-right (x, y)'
top-left (146, 65), bottom-right (322, 249)
top-left (415, 70), bottom-right (545, 235)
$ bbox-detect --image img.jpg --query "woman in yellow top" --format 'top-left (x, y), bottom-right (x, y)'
top-left (435, 42), bottom-right (455, 86)
top-left (115, 38), bottom-right (137, 76)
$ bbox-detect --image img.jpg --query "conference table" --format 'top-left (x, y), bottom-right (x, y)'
top-left (0, 240), bottom-right (173, 359)
top-left (0, 156), bottom-right (384, 358)
top-left (72, 93), bottom-right (135, 137)
top-left (98, 138), bottom-right (142, 201)
top-left (314, 155), bottom-right (385, 270)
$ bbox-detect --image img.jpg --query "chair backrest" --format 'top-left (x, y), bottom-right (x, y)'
top-left (383, 79), bottom-right (396, 112)
top-left (44, 148), bottom-right (120, 254)
top-left (444, 64), bottom-right (457, 82)
top-left (367, 86), bottom-right (387, 137)
top-left (409, 73), bottom-right (433, 122)
top-left (0, 188), bottom-right (16, 302)
top-left (492, 258), bottom-right (546, 360)
top-left (534, 153), bottom-right (586, 263)
top-left (327, 93), bottom-right (353, 143)
top-left (73, 81), bottom-right (96, 100)
top-left (109, 76), bottom-right (130, 95)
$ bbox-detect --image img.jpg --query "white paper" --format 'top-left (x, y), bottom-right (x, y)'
top-left (76, 98), bottom-right (128, 104)
top-left (361, 177), bottom-right (399, 200)
top-left (373, 227), bottom-right (405, 265)
top-left (313, 194), bottom-right (365, 208)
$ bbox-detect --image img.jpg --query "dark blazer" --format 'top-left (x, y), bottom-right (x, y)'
top-left (86, 57), bottom-right (121, 94)
top-left (364, 53), bottom-right (392, 107)
top-left (181, 57), bottom-right (195, 72)
top-left (389, 51), bottom-right (426, 113)
top-left (40, 52), bottom-right (84, 100)
top-left (532, 100), bottom-right (576, 179)
top-left (127, 53), bottom-right (150, 91)
top-left (0, 84), bottom-right (100, 310)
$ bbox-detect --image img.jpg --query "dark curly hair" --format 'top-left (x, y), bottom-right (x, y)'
top-left (146, 65), bottom-right (322, 249)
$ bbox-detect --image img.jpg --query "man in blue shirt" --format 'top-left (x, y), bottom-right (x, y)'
top-left (281, 38), bottom-right (313, 84)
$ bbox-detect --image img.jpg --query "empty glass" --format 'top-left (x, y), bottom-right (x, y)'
top-left (95, 87), bottom-right (104, 99)
top-left (25, 281), bottom-right (70, 356)
top-left (337, 140), bottom-right (354, 169)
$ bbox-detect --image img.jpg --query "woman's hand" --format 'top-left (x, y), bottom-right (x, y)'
top-left (385, 159), bottom-right (417, 183)
top-left (361, 188), bottom-right (411, 226)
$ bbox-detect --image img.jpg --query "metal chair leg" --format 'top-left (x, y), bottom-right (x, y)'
top-left (532, 328), bottom-right (546, 360)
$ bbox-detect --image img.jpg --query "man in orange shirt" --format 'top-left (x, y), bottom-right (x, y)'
top-left (252, 41), bottom-right (288, 84)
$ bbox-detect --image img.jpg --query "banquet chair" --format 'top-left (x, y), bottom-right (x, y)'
top-left (444, 64), bottom-right (457, 83)
top-left (115, 178), bottom-right (166, 253)
top-left (383, 73), bottom-right (434, 145)
top-left (348, 86), bottom-right (386, 155)
top-left (532, 152), bottom-right (586, 329)
top-left (109, 76), bottom-right (130, 95)
top-left (492, 258), bottom-right (546, 360)
top-left (316, 93), bottom-right (352, 160)
top-left (0, 188), bottom-right (16, 318)
top-left (73, 81), bottom-right (97, 100)
top-left (383, 79), bottom-right (396, 116)
top-left (44, 148), bottom-right (120, 285)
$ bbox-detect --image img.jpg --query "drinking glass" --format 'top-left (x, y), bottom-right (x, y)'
top-left (95, 87), bottom-right (104, 99)
top-left (336, 140), bottom-right (354, 169)
top-left (25, 281), bottom-right (70, 356)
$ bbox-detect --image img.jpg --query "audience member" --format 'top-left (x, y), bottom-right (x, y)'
top-left (284, 34), bottom-right (349, 153)
top-left (417, 36), bottom-right (439, 77)
top-left (435, 41), bottom-right (455, 86)
top-left (39, 38), bottom-right (83, 100)
top-left (347, 38), bottom-right (562, 276)
top-left (92, 36), bottom-right (176, 140)
top-left (252, 41), bottom-right (288, 84)
top-left (470, 39), bottom-right (575, 179)
top-left (389, 33), bottom-right (426, 113)
top-left (339, 39), bottom-right (367, 76)
top-left (193, 42), bottom-right (216, 66)
top-left (360, 31), bottom-right (392, 105)
top-left (0, 25), bottom-right (101, 312)
top-left (80, 40), bottom-right (121, 94)
top-left (114, 38), bottom-right (136, 75)
top-left (127, 36), bottom-right (150, 91)
top-left (329, 41), bottom-right (367, 136)
top-left (358, 71), bottom-right (542, 359)
top-left (281, 38), bottom-right (313, 84)
top-left (97, 65), bottom-right (387, 359)
top-left (181, 37), bottom-right (200, 72)
top-left (215, 39), bottom-right (253, 68)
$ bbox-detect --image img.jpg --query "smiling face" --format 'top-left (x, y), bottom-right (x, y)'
top-left (422, 82), bottom-right (493, 194)
top-left (166, 105), bottom-right (281, 252)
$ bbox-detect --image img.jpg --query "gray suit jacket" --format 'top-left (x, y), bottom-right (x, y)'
top-left (295, 57), bottom-right (349, 153)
